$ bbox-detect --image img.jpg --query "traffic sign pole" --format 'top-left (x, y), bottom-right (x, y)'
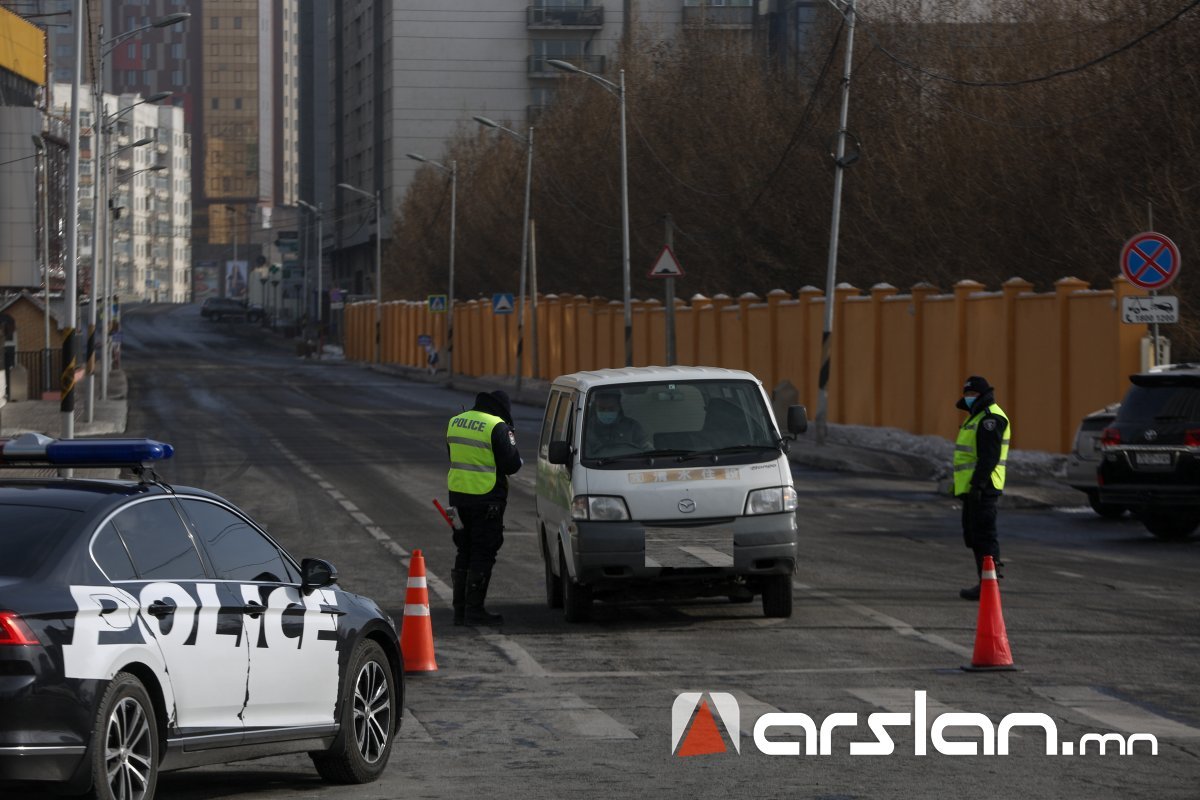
top-left (664, 214), bottom-right (676, 366)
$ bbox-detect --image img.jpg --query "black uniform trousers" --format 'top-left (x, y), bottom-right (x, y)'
top-left (453, 501), bottom-right (506, 574)
top-left (961, 489), bottom-right (1000, 576)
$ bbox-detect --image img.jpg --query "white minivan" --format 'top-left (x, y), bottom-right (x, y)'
top-left (534, 366), bottom-right (807, 622)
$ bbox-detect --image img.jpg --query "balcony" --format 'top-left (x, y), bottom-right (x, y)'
top-left (682, 4), bottom-right (755, 28)
top-left (527, 4), bottom-right (604, 28)
top-left (529, 53), bottom-right (606, 77)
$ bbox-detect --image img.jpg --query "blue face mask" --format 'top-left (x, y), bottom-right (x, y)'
top-left (964, 396), bottom-right (977, 408)
top-left (597, 411), bottom-right (618, 425)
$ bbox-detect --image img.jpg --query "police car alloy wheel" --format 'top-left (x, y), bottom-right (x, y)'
top-left (311, 638), bottom-right (397, 783)
top-left (91, 673), bottom-right (159, 800)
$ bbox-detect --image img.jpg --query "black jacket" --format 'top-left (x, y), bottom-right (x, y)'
top-left (956, 389), bottom-right (1008, 494)
top-left (449, 391), bottom-right (523, 505)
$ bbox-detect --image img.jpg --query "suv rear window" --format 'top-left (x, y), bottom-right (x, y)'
top-left (1118, 384), bottom-right (1200, 424)
top-left (0, 505), bottom-right (80, 577)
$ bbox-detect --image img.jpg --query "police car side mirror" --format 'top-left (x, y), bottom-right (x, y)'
top-left (786, 405), bottom-right (808, 437)
top-left (548, 440), bottom-right (572, 466)
top-left (300, 558), bottom-right (338, 595)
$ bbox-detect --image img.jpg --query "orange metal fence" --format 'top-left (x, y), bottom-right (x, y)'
top-left (345, 276), bottom-right (1148, 453)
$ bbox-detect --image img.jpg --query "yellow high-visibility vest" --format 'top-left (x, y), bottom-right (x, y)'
top-left (447, 410), bottom-right (501, 495)
top-left (953, 403), bottom-right (1010, 496)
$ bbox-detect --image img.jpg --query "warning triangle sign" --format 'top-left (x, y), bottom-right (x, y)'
top-left (675, 700), bottom-right (727, 757)
top-left (648, 245), bottom-right (684, 278)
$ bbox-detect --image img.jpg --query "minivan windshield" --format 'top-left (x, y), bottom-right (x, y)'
top-left (581, 380), bottom-right (778, 463)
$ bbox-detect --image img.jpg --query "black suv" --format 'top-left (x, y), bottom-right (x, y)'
top-left (200, 297), bottom-right (263, 322)
top-left (1098, 365), bottom-right (1200, 539)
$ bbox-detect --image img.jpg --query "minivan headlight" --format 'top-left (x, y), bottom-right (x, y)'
top-left (745, 486), bottom-right (798, 515)
top-left (572, 495), bottom-right (631, 521)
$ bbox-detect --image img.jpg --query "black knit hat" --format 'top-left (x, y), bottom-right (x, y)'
top-left (962, 375), bottom-right (992, 395)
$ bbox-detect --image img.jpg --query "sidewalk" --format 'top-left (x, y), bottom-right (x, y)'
top-left (371, 363), bottom-right (1082, 510)
top-left (0, 371), bottom-right (129, 438)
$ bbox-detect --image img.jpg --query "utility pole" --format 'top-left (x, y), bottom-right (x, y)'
top-left (664, 214), bottom-right (676, 366)
top-left (816, 0), bottom-right (857, 444)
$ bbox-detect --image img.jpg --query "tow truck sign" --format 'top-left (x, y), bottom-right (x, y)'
top-left (1122, 295), bottom-right (1179, 325)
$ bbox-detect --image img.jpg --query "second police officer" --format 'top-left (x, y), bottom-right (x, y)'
top-left (446, 390), bottom-right (523, 625)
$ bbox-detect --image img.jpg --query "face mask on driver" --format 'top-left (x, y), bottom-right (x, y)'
top-left (597, 410), bottom-right (618, 424)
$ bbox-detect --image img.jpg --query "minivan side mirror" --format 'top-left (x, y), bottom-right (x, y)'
top-left (548, 440), bottom-right (573, 465)
top-left (300, 558), bottom-right (338, 595)
top-left (786, 405), bottom-right (808, 436)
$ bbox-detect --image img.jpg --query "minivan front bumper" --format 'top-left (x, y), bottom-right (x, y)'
top-left (569, 512), bottom-right (797, 587)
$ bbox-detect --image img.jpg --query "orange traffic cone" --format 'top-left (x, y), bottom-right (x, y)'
top-left (400, 550), bottom-right (438, 673)
top-left (963, 555), bottom-right (1018, 672)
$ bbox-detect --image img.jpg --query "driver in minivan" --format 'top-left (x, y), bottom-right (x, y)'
top-left (587, 390), bottom-right (651, 452)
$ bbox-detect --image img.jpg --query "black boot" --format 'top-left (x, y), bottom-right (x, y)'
top-left (465, 570), bottom-right (503, 625)
top-left (959, 583), bottom-right (980, 601)
top-left (451, 569), bottom-right (467, 626)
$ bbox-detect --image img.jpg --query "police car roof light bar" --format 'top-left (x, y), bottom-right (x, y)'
top-left (0, 433), bottom-right (174, 468)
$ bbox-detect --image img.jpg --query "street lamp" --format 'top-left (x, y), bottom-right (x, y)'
top-left (98, 130), bottom-right (156, 403)
top-left (337, 182), bottom-right (382, 363)
top-left (297, 199), bottom-right (323, 330)
top-left (547, 58), bottom-right (632, 367)
top-left (406, 153), bottom-right (457, 377)
top-left (474, 115), bottom-right (534, 390)
top-left (94, 13), bottom-right (184, 408)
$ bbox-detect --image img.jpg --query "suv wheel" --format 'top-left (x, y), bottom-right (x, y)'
top-left (1140, 514), bottom-right (1199, 541)
top-left (1086, 490), bottom-right (1127, 519)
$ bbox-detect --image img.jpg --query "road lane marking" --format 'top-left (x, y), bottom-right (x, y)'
top-left (397, 708), bottom-right (434, 743)
top-left (478, 634), bottom-right (549, 677)
top-left (501, 692), bottom-right (638, 740)
top-left (1054, 570), bottom-right (1085, 579)
top-left (794, 581), bottom-right (973, 659)
top-left (1032, 686), bottom-right (1200, 738)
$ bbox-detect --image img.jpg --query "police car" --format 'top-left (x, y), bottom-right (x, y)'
top-left (0, 434), bottom-right (403, 799)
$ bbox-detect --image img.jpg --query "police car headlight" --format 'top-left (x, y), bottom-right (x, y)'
top-left (572, 495), bottom-right (630, 521)
top-left (745, 486), bottom-right (798, 515)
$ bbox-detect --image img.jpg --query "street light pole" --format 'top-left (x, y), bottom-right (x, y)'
top-left (32, 135), bottom-right (51, 397)
top-left (406, 153), bottom-right (458, 377)
top-left (63, 0), bottom-right (84, 440)
top-left (336, 183), bottom-right (382, 363)
top-left (298, 200), bottom-right (324, 327)
top-left (547, 59), bottom-right (632, 366)
top-left (473, 116), bottom-right (533, 391)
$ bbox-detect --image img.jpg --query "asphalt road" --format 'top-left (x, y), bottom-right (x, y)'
top-left (116, 304), bottom-right (1199, 799)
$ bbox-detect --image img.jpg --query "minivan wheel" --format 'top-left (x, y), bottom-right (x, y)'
top-left (761, 574), bottom-right (793, 618)
top-left (1086, 490), bottom-right (1127, 519)
top-left (560, 544), bottom-right (592, 623)
top-left (544, 532), bottom-right (563, 609)
top-left (1141, 514), bottom-right (1200, 541)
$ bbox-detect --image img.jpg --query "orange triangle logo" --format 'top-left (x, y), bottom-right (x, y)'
top-left (676, 700), bottom-right (728, 757)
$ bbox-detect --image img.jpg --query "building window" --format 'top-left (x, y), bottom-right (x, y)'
top-left (171, 43), bottom-right (183, 60)
top-left (234, 16), bottom-right (242, 29)
top-left (210, 16), bottom-right (219, 29)
top-left (212, 71), bottom-right (220, 83)
top-left (127, 43), bottom-right (136, 59)
top-left (211, 98), bottom-right (219, 110)
top-left (234, 98), bottom-right (242, 110)
top-left (172, 70), bottom-right (183, 84)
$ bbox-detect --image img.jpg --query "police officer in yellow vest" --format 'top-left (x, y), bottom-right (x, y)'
top-left (446, 390), bottom-right (523, 625)
top-left (953, 376), bottom-right (1010, 601)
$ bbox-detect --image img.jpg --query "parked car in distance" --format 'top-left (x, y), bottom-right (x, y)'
top-left (1064, 402), bottom-right (1126, 518)
top-left (1098, 364), bottom-right (1200, 539)
top-left (200, 297), bottom-right (263, 322)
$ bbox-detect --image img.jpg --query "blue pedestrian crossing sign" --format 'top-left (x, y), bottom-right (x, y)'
top-left (428, 294), bottom-right (448, 313)
top-left (492, 293), bottom-right (515, 314)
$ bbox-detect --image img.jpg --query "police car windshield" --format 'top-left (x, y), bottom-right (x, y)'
top-left (581, 380), bottom-right (777, 463)
top-left (0, 505), bottom-right (79, 577)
